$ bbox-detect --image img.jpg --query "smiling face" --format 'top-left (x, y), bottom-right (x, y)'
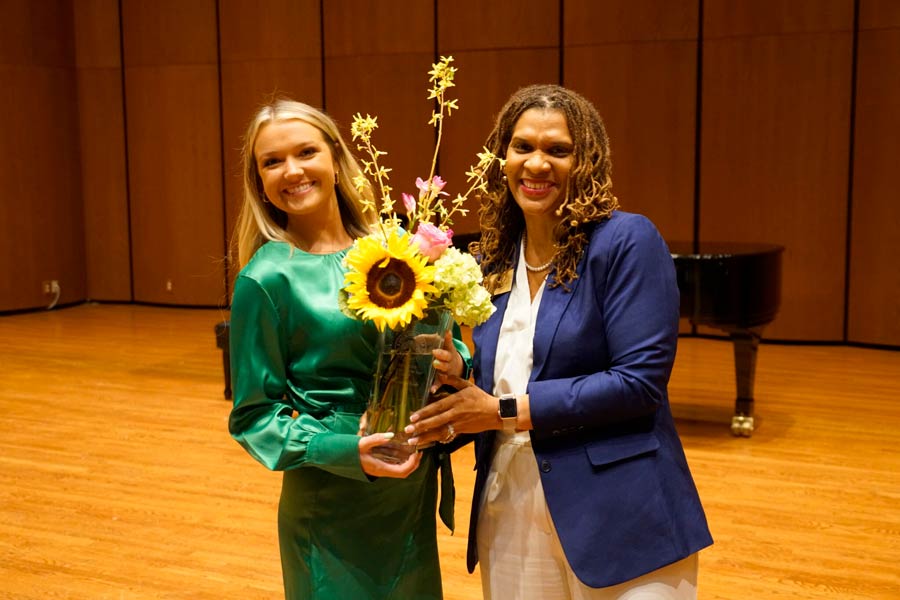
top-left (504, 107), bottom-right (575, 222)
top-left (253, 119), bottom-right (339, 231)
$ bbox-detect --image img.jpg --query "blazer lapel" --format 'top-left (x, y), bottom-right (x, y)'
top-left (532, 268), bottom-right (581, 380)
top-left (474, 281), bottom-right (511, 395)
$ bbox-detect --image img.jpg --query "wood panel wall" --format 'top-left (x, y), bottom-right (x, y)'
top-left (1, 0), bottom-right (898, 347)
top-left (323, 0), bottom-right (436, 232)
top-left (0, 0), bottom-right (85, 312)
top-left (74, 0), bottom-right (131, 302)
top-left (121, 0), bottom-right (225, 306)
top-left (847, 0), bottom-right (900, 345)
top-left (563, 0), bottom-right (697, 244)
top-left (218, 0), bottom-right (323, 294)
top-left (438, 0), bottom-right (560, 234)
top-left (699, 0), bottom-right (854, 341)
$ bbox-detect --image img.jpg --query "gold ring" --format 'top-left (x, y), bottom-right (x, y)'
top-left (443, 423), bottom-right (457, 443)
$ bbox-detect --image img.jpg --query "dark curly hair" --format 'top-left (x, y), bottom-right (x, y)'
top-left (472, 84), bottom-right (619, 292)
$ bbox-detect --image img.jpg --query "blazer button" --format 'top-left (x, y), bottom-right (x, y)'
top-left (540, 460), bottom-right (552, 473)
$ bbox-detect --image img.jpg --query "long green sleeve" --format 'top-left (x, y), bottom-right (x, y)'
top-left (228, 243), bottom-right (377, 481)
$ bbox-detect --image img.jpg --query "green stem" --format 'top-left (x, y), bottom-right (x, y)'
top-left (427, 89), bottom-right (444, 185)
top-left (397, 352), bottom-right (411, 433)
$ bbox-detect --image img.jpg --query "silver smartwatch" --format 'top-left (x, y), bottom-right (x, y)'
top-left (498, 394), bottom-right (518, 431)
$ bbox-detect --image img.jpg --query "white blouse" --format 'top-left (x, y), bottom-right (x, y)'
top-left (492, 238), bottom-right (545, 445)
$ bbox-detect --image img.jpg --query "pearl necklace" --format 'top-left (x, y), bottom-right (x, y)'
top-left (522, 232), bottom-right (554, 273)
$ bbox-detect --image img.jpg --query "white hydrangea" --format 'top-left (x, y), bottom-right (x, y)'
top-left (433, 247), bottom-right (496, 327)
top-left (446, 284), bottom-right (495, 327)
top-left (432, 247), bottom-right (480, 293)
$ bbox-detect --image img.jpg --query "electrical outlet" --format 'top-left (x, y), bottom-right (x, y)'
top-left (42, 280), bottom-right (59, 294)
top-left (42, 281), bottom-right (50, 294)
top-left (166, 279), bottom-right (173, 292)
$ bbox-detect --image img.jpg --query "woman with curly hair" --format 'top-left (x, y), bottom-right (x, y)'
top-left (407, 85), bottom-right (713, 599)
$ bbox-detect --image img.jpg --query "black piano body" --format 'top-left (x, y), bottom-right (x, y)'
top-left (669, 242), bottom-right (784, 436)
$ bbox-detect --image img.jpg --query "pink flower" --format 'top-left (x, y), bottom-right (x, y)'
top-left (411, 222), bottom-right (453, 262)
top-left (402, 192), bottom-right (416, 214)
top-left (415, 176), bottom-right (448, 199)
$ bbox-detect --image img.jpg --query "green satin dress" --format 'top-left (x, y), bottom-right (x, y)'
top-left (228, 241), bottom-right (460, 600)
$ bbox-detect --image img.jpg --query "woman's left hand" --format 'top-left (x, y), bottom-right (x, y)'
top-left (406, 373), bottom-right (499, 446)
top-left (358, 433), bottom-right (423, 478)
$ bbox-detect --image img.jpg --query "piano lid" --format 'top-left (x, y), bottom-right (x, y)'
top-left (668, 241), bottom-right (784, 260)
top-left (669, 241), bottom-right (784, 330)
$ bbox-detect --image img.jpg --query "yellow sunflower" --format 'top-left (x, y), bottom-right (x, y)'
top-left (344, 231), bottom-right (438, 331)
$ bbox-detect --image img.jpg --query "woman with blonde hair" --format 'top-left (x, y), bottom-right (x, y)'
top-left (228, 98), bottom-right (467, 599)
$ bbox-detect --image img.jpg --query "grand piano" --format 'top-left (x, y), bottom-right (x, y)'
top-left (668, 242), bottom-right (784, 437)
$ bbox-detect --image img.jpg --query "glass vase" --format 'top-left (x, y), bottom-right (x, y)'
top-left (365, 308), bottom-right (453, 464)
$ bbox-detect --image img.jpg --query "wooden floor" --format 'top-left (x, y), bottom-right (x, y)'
top-left (0, 304), bottom-right (898, 599)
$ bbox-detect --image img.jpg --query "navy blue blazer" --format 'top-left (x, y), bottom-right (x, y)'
top-left (466, 211), bottom-right (713, 588)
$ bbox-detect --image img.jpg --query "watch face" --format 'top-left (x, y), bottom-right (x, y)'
top-left (499, 395), bottom-right (517, 418)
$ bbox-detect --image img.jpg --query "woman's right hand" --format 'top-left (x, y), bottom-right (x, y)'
top-left (406, 373), bottom-right (504, 446)
top-left (430, 328), bottom-right (465, 392)
top-left (358, 433), bottom-right (422, 478)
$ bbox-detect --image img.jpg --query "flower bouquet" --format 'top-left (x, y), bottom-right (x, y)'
top-left (340, 56), bottom-right (502, 463)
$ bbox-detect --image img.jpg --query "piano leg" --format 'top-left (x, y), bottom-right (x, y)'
top-left (728, 327), bottom-right (762, 436)
top-left (215, 321), bottom-right (232, 400)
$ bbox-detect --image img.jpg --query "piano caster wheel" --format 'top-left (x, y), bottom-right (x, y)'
top-left (731, 415), bottom-right (754, 437)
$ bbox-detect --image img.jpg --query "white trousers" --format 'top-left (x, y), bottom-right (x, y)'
top-left (476, 433), bottom-right (699, 600)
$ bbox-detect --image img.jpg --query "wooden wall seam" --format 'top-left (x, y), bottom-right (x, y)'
top-left (214, 0), bottom-right (229, 305)
top-left (842, 0), bottom-right (860, 342)
top-left (118, 0), bottom-right (135, 303)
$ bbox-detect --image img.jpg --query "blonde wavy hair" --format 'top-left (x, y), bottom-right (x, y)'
top-left (473, 84), bottom-right (620, 291)
top-left (233, 99), bottom-right (377, 269)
